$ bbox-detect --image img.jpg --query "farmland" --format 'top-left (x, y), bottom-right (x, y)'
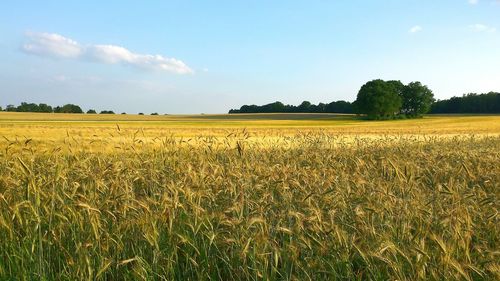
top-left (0, 112), bottom-right (499, 280)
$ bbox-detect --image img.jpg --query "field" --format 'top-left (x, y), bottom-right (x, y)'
top-left (0, 112), bottom-right (499, 280)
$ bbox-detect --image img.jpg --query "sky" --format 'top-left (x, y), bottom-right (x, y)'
top-left (0, 0), bottom-right (499, 114)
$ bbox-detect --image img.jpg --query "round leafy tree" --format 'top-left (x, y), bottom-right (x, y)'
top-left (400, 82), bottom-right (435, 117)
top-left (354, 79), bottom-right (402, 119)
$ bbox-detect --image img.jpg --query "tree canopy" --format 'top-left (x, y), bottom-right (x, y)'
top-left (8, 102), bottom-right (53, 113)
top-left (430, 92), bottom-right (500, 114)
top-left (229, 87), bottom-right (499, 117)
top-left (229, 100), bottom-right (354, 114)
top-left (353, 79), bottom-right (403, 119)
top-left (54, 104), bottom-right (83, 114)
top-left (1, 102), bottom-right (92, 114)
top-left (401, 82), bottom-right (435, 116)
top-left (352, 79), bottom-right (438, 119)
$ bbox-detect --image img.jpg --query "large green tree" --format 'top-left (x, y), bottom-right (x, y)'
top-left (400, 82), bottom-right (434, 116)
top-left (353, 79), bottom-right (402, 119)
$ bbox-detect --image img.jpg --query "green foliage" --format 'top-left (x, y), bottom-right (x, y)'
top-left (99, 110), bottom-right (115, 114)
top-left (387, 80), bottom-right (405, 94)
top-left (38, 103), bottom-right (53, 113)
top-left (54, 104), bottom-right (83, 113)
top-left (401, 82), bottom-right (435, 116)
top-left (5, 105), bottom-right (16, 112)
top-left (326, 100), bottom-right (352, 113)
top-left (354, 79), bottom-right (402, 119)
top-left (8, 102), bottom-right (54, 113)
top-left (354, 80), bottom-right (438, 119)
top-left (15, 102), bottom-right (40, 112)
top-left (297, 101), bottom-right (312, 112)
top-left (1, 102), bottom-right (117, 114)
top-left (431, 92), bottom-right (500, 114)
top-left (229, 100), bottom-right (354, 114)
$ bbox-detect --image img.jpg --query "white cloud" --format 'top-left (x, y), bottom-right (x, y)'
top-left (409, 25), bottom-right (422, 33)
top-left (468, 0), bottom-right (479, 4)
top-left (22, 32), bottom-right (193, 74)
top-left (22, 32), bottom-right (83, 58)
top-left (469, 23), bottom-right (496, 32)
top-left (86, 45), bottom-right (134, 64)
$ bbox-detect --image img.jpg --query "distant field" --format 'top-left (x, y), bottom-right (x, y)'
top-left (1, 112), bottom-right (499, 138)
top-left (1, 111), bottom-right (499, 153)
top-left (0, 112), bottom-right (353, 121)
top-left (0, 112), bottom-right (499, 280)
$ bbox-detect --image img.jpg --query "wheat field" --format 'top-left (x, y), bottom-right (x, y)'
top-left (0, 113), bottom-right (499, 280)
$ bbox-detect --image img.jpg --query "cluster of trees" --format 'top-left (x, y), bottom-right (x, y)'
top-left (229, 100), bottom-right (354, 114)
top-left (1, 102), bottom-right (172, 115)
top-left (86, 109), bottom-right (116, 114)
top-left (2, 102), bottom-right (84, 113)
top-left (230, 79), bottom-right (462, 119)
top-left (0, 102), bottom-right (118, 114)
top-left (98, 110), bottom-right (115, 114)
top-left (353, 80), bottom-right (435, 119)
top-left (228, 80), bottom-right (436, 118)
top-left (430, 92), bottom-right (500, 114)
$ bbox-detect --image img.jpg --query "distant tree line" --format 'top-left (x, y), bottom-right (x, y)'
top-left (99, 110), bottom-right (115, 114)
top-left (430, 92), bottom-right (500, 114)
top-left (3, 102), bottom-right (84, 113)
top-left (229, 80), bottom-right (499, 118)
top-left (0, 102), bottom-right (170, 115)
top-left (229, 100), bottom-right (354, 114)
top-left (0, 102), bottom-right (117, 114)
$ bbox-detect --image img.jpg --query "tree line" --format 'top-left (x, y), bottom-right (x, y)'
top-left (228, 100), bottom-right (354, 114)
top-left (0, 103), bottom-right (169, 115)
top-left (229, 80), bottom-right (499, 118)
top-left (2, 87), bottom-right (499, 116)
top-left (0, 102), bottom-right (116, 114)
top-left (430, 92), bottom-right (500, 114)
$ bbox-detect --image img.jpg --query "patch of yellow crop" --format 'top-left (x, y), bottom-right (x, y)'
top-left (0, 112), bottom-right (499, 280)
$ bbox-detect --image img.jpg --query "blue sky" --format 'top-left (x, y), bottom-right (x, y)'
top-left (1, 0), bottom-right (499, 114)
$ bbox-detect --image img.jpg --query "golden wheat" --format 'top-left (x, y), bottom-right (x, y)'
top-left (0, 114), bottom-right (499, 280)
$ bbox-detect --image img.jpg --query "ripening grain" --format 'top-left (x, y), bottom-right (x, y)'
top-left (0, 114), bottom-right (499, 280)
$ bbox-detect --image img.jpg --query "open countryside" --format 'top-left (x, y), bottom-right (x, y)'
top-left (2, 1), bottom-right (500, 280)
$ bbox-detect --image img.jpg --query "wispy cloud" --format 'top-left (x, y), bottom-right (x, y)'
top-left (409, 25), bottom-right (422, 33)
top-left (469, 23), bottom-right (496, 32)
top-left (468, 0), bottom-right (479, 5)
top-left (22, 32), bottom-right (193, 74)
